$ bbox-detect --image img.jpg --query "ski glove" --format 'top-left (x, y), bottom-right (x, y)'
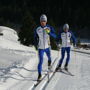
top-left (45, 28), bottom-right (50, 34)
top-left (35, 45), bottom-right (38, 50)
top-left (57, 44), bottom-right (61, 50)
top-left (73, 43), bottom-right (77, 49)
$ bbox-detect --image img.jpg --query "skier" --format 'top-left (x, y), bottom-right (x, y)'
top-left (56, 23), bottom-right (76, 71)
top-left (34, 14), bottom-right (56, 80)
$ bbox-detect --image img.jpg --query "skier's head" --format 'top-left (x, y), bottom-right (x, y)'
top-left (40, 14), bottom-right (47, 22)
top-left (63, 23), bottom-right (69, 32)
top-left (40, 14), bottom-right (47, 26)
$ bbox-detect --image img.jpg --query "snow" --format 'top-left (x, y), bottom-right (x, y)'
top-left (0, 26), bottom-right (90, 90)
top-left (80, 39), bottom-right (90, 44)
top-left (45, 52), bottom-right (90, 90)
top-left (71, 46), bottom-right (90, 54)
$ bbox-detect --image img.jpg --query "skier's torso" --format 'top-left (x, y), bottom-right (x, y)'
top-left (36, 25), bottom-right (50, 49)
top-left (61, 31), bottom-right (71, 47)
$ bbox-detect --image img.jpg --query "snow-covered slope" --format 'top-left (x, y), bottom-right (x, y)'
top-left (0, 26), bottom-right (18, 49)
top-left (0, 25), bottom-right (36, 65)
top-left (0, 26), bottom-right (37, 90)
top-left (0, 26), bottom-right (33, 51)
top-left (0, 26), bottom-right (18, 42)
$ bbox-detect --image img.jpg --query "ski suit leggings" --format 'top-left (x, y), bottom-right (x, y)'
top-left (38, 48), bottom-right (51, 74)
top-left (59, 47), bottom-right (70, 66)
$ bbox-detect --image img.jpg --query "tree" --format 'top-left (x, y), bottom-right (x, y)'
top-left (18, 11), bottom-right (36, 46)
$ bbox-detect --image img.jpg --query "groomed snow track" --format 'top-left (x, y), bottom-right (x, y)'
top-left (29, 49), bottom-right (90, 90)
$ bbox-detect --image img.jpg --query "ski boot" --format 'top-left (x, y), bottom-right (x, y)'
top-left (55, 64), bottom-right (61, 72)
top-left (64, 63), bottom-right (68, 71)
top-left (48, 60), bottom-right (51, 70)
top-left (37, 73), bottom-right (42, 81)
top-left (64, 66), bottom-right (68, 71)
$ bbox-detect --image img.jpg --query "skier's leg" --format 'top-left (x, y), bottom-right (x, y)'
top-left (45, 48), bottom-right (51, 66)
top-left (59, 47), bottom-right (65, 67)
top-left (56, 48), bottom-right (65, 71)
top-left (38, 49), bottom-right (44, 79)
top-left (64, 47), bottom-right (70, 70)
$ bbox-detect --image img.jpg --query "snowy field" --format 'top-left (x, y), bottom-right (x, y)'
top-left (0, 26), bottom-right (90, 90)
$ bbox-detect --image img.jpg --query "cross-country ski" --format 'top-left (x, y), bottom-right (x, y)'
top-left (56, 68), bottom-right (74, 76)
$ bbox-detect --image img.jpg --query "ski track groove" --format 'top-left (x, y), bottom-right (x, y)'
top-left (30, 57), bottom-right (59, 90)
top-left (30, 50), bottom-right (90, 90)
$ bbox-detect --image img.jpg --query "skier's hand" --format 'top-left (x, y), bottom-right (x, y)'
top-left (57, 44), bottom-right (61, 50)
top-left (45, 28), bottom-right (50, 34)
top-left (35, 46), bottom-right (38, 51)
top-left (73, 44), bottom-right (77, 49)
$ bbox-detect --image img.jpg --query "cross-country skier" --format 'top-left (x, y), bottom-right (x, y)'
top-left (34, 14), bottom-right (56, 80)
top-left (56, 23), bottom-right (76, 71)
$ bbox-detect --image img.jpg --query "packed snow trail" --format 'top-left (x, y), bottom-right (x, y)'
top-left (45, 51), bottom-right (90, 90)
top-left (0, 51), bottom-right (58, 90)
top-left (0, 48), bottom-right (58, 90)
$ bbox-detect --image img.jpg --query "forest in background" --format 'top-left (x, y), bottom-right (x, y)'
top-left (0, 0), bottom-right (90, 48)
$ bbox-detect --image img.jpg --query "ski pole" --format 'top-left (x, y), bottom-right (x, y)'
top-left (57, 44), bottom-right (61, 58)
top-left (58, 48), bottom-right (60, 58)
top-left (74, 47), bottom-right (76, 61)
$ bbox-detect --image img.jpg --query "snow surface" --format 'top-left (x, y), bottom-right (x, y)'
top-left (0, 26), bottom-right (90, 90)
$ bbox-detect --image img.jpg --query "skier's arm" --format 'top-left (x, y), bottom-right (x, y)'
top-left (34, 29), bottom-right (39, 50)
top-left (56, 30), bottom-right (62, 44)
top-left (70, 31), bottom-right (77, 46)
top-left (49, 26), bottom-right (57, 39)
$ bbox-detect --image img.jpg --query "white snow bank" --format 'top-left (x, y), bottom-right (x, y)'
top-left (0, 26), bottom-right (18, 42)
top-left (0, 26), bottom-right (34, 51)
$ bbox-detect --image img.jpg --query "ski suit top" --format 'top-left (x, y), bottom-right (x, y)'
top-left (34, 25), bottom-right (56, 49)
top-left (57, 30), bottom-right (76, 47)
